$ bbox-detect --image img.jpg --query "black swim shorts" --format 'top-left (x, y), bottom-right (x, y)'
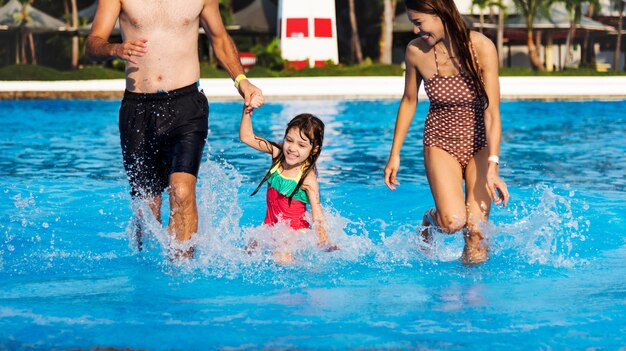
top-left (119, 82), bottom-right (209, 198)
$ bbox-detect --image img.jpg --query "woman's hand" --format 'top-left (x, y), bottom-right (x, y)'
top-left (486, 168), bottom-right (509, 207)
top-left (384, 154), bottom-right (401, 190)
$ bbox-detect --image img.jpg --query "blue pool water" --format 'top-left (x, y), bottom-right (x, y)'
top-left (0, 98), bottom-right (625, 350)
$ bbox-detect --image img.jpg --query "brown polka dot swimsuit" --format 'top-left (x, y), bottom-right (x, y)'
top-left (423, 44), bottom-right (487, 171)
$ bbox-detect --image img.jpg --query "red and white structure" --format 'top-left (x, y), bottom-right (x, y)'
top-left (277, 0), bottom-right (339, 69)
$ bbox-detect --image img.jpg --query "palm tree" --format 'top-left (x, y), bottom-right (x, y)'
top-left (70, 0), bottom-right (79, 69)
top-left (496, 1), bottom-right (506, 66)
top-left (472, 0), bottom-right (504, 33)
top-left (613, 0), bottom-right (624, 71)
top-left (552, 0), bottom-right (600, 68)
top-left (512, 0), bottom-right (549, 70)
top-left (379, 0), bottom-right (396, 64)
top-left (472, 0), bottom-right (507, 65)
top-left (13, 0), bottom-right (37, 64)
top-left (349, 0), bottom-right (363, 64)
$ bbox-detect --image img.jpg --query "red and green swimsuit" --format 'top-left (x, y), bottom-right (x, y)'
top-left (263, 163), bottom-right (310, 231)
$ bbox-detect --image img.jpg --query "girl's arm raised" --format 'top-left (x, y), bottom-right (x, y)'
top-left (239, 107), bottom-right (279, 155)
top-left (303, 173), bottom-right (339, 251)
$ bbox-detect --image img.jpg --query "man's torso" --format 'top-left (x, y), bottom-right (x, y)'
top-left (119, 0), bottom-right (205, 93)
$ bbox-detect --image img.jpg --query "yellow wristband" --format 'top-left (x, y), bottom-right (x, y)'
top-left (234, 74), bottom-right (247, 90)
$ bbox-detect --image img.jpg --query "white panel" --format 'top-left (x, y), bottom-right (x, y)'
top-left (278, 0), bottom-right (338, 67)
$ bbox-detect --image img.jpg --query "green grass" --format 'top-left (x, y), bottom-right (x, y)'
top-left (1, 63), bottom-right (624, 80)
top-left (499, 67), bottom-right (626, 76)
top-left (0, 64), bottom-right (125, 80)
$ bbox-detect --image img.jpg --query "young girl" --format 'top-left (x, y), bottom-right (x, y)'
top-left (239, 106), bottom-right (338, 262)
top-left (384, 0), bottom-right (509, 265)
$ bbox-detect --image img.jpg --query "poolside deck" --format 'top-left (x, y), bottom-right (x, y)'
top-left (1, 76), bottom-right (625, 100)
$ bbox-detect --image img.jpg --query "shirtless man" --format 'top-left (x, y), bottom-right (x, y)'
top-left (86, 0), bottom-right (264, 257)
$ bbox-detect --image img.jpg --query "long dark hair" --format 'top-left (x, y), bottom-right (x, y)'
top-left (404, 0), bottom-right (489, 107)
top-left (251, 113), bottom-right (325, 204)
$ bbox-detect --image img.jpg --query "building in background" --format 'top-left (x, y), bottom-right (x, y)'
top-left (277, 0), bottom-right (339, 69)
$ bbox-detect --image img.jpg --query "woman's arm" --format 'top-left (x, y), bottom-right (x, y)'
top-left (239, 107), bottom-right (278, 155)
top-left (474, 33), bottom-right (510, 207)
top-left (384, 42), bottom-right (422, 190)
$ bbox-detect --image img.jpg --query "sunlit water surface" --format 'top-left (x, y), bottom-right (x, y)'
top-left (0, 99), bottom-right (625, 350)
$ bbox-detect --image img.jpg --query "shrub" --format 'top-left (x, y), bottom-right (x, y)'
top-left (251, 38), bottom-right (284, 71)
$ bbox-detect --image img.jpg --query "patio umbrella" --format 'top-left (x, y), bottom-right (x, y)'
top-left (0, 0), bottom-right (68, 32)
top-left (231, 0), bottom-right (277, 33)
top-left (504, 6), bottom-right (616, 32)
top-left (393, 6), bottom-right (615, 34)
top-left (74, 1), bottom-right (120, 36)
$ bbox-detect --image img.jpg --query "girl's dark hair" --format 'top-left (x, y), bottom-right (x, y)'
top-left (404, 0), bottom-right (489, 107)
top-left (251, 113), bottom-right (325, 204)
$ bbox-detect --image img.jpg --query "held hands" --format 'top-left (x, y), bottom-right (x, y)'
top-left (384, 154), bottom-right (401, 190)
top-left (486, 167), bottom-right (510, 207)
top-left (115, 39), bottom-right (148, 64)
top-left (239, 79), bottom-right (265, 113)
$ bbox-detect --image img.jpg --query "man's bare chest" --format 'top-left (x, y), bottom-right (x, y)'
top-left (120, 0), bottom-right (204, 29)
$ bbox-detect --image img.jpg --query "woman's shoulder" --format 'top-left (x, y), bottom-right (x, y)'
top-left (406, 38), bottom-right (431, 64)
top-left (469, 31), bottom-right (496, 55)
top-left (407, 38), bottom-right (431, 53)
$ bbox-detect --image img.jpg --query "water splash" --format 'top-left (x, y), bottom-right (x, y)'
top-left (492, 184), bottom-right (589, 268)
top-left (1, 157), bottom-right (590, 282)
top-left (130, 154), bottom-right (591, 282)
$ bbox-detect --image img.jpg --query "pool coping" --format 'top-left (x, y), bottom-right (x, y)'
top-left (1, 76), bottom-right (625, 100)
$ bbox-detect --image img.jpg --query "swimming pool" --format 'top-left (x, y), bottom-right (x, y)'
top-left (0, 98), bottom-right (624, 350)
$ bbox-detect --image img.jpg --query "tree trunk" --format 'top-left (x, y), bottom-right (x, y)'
top-left (497, 5), bottom-right (504, 67)
top-left (615, 0), bottom-right (624, 71)
top-left (28, 31), bottom-right (36, 64)
top-left (348, 0), bottom-right (363, 64)
top-left (379, 0), bottom-right (395, 64)
top-left (527, 29), bottom-right (544, 70)
top-left (479, 9), bottom-right (484, 33)
top-left (15, 35), bottom-right (20, 64)
top-left (564, 20), bottom-right (576, 67)
top-left (71, 0), bottom-right (79, 69)
top-left (63, 0), bottom-right (70, 19)
top-left (20, 26), bottom-right (29, 64)
top-left (581, 30), bottom-right (595, 67)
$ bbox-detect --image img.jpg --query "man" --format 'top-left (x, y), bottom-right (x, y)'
top-left (86, 0), bottom-right (264, 257)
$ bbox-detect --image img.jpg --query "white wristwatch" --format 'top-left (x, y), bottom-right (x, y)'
top-left (488, 155), bottom-right (500, 165)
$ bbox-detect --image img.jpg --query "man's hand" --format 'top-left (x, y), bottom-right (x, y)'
top-left (114, 39), bottom-right (148, 64)
top-left (238, 79), bottom-right (265, 110)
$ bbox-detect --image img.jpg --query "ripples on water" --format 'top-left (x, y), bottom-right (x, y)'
top-left (0, 99), bottom-right (625, 349)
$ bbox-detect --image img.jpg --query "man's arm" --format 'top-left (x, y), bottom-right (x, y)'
top-left (85, 0), bottom-right (147, 64)
top-left (200, 0), bottom-right (264, 108)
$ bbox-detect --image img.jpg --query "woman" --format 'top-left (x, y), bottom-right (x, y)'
top-left (384, 0), bottom-right (509, 264)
